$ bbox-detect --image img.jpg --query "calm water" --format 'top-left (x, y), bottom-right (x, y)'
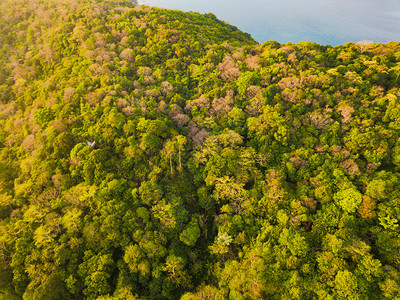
top-left (137, 0), bottom-right (400, 46)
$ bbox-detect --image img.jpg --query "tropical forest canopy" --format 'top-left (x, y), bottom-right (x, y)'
top-left (0, 0), bottom-right (400, 299)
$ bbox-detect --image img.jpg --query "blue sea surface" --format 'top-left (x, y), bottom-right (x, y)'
top-left (137, 0), bottom-right (400, 45)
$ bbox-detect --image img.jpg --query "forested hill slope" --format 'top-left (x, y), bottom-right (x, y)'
top-left (1, 0), bottom-right (400, 299)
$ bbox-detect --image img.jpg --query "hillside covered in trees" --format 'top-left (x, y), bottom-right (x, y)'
top-left (0, 0), bottom-right (400, 299)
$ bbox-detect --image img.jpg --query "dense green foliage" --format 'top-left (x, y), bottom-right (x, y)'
top-left (1, 0), bottom-right (400, 299)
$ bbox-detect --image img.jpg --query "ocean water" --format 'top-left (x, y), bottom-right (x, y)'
top-left (137, 0), bottom-right (400, 46)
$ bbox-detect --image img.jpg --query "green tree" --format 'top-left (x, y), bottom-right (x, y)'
top-left (334, 187), bottom-right (362, 213)
top-left (180, 217), bottom-right (201, 247)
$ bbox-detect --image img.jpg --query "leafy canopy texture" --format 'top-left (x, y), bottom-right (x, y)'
top-left (0, 0), bottom-right (400, 299)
